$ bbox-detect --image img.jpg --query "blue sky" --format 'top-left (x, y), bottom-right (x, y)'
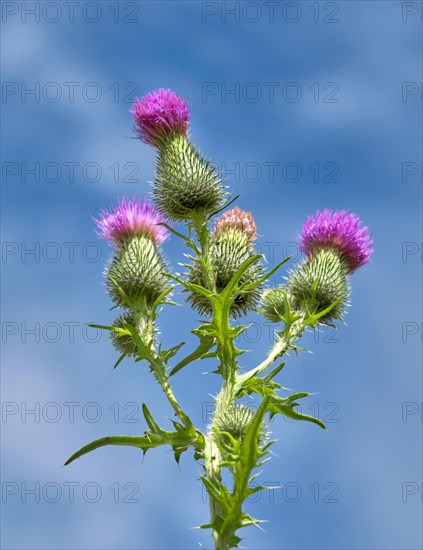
top-left (1, 1), bottom-right (422, 549)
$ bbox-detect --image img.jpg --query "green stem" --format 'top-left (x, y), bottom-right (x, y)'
top-left (237, 320), bottom-right (304, 383)
top-left (204, 321), bottom-right (306, 549)
top-left (191, 211), bottom-right (216, 293)
top-left (132, 304), bottom-right (190, 426)
top-left (134, 325), bottom-right (190, 428)
top-left (190, 211), bottom-right (239, 548)
top-left (204, 434), bottom-right (225, 549)
top-left (151, 359), bottom-right (189, 425)
top-left (204, 379), bottom-right (236, 550)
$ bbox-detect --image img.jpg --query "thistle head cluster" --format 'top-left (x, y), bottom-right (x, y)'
top-left (71, 88), bottom-right (375, 550)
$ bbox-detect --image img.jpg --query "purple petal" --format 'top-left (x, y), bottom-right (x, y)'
top-left (130, 88), bottom-right (190, 147)
top-left (93, 197), bottom-right (169, 245)
top-left (300, 209), bottom-right (373, 273)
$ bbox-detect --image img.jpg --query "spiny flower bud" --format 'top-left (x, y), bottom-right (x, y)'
top-left (94, 197), bottom-right (168, 246)
top-left (260, 288), bottom-right (288, 323)
top-left (153, 133), bottom-right (226, 222)
top-left (300, 209), bottom-right (373, 274)
top-left (214, 404), bottom-right (267, 449)
top-left (186, 230), bottom-right (263, 318)
top-left (106, 235), bottom-right (170, 309)
top-left (213, 206), bottom-right (257, 243)
top-left (110, 312), bottom-right (138, 356)
top-left (110, 311), bottom-right (155, 356)
top-left (287, 248), bottom-right (350, 324)
top-left (130, 88), bottom-right (190, 147)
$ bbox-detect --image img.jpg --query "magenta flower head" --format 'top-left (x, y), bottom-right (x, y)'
top-left (213, 207), bottom-right (258, 243)
top-left (300, 209), bottom-right (373, 273)
top-left (130, 88), bottom-right (190, 147)
top-left (94, 197), bottom-right (168, 246)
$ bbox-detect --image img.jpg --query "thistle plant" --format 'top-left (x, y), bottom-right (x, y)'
top-left (65, 88), bottom-right (374, 549)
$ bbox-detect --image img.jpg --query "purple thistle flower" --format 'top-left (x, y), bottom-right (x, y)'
top-left (130, 88), bottom-right (190, 147)
top-left (300, 209), bottom-right (373, 273)
top-left (213, 207), bottom-right (258, 243)
top-left (94, 197), bottom-right (169, 245)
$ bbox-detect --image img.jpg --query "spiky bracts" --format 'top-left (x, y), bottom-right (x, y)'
top-left (263, 210), bottom-right (372, 325)
top-left (106, 235), bottom-right (170, 309)
top-left (300, 209), bottom-right (373, 274)
top-left (214, 403), bottom-right (267, 451)
top-left (130, 88), bottom-right (190, 147)
top-left (131, 89), bottom-right (225, 222)
top-left (286, 248), bottom-right (350, 324)
top-left (110, 312), bottom-right (139, 356)
top-left (110, 311), bottom-right (156, 356)
top-left (261, 288), bottom-right (289, 323)
top-left (153, 133), bottom-right (226, 222)
top-left (185, 230), bottom-right (263, 318)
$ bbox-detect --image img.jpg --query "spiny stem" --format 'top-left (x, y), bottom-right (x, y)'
top-left (151, 361), bottom-right (188, 424)
top-left (238, 320), bottom-right (304, 382)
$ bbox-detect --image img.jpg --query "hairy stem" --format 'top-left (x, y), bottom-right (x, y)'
top-left (204, 379), bottom-right (236, 550)
top-left (135, 323), bottom-right (190, 427)
top-left (191, 212), bottom-right (239, 547)
top-left (151, 359), bottom-right (190, 424)
top-left (237, 320), bottom-right (304, 383)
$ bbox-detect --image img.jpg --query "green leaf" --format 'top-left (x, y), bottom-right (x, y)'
top-left (65, 425), bottom-right (204, 466)
top-left (166, 273), bottom-right (216, 300)
top-left (304, 296), bottom-right (344, 327)
top-left (219, 254), bottom-right (262, 306)
top-left (88, 323), bottom-right (129, 335)
top-left (107, 276), bottom-right (134, 308)
top-left (235, 363), bottom-right (285, 398)
top-left (158, 222), bottom-right (200, 254)
top-left (142, 403), bottom-right (163, 434)
top-left (113, 352), bottom-right (127, 370)
top-left (169, 335), bottom-right (215, 376)
top-left (64, 435), bottom-right (165, 465)
top-left (160, 341), bottom-right (186, 363)
top-left (242, 256), bottom-right (291, 292)
top-left (150, 286), bottom-right (175, 317)
top-left (268, 394), bottom-right (326, 429)
top-left (207, 193), bottom-right (240, 219)
top-left (263, 362), bottom-right (286, 384)
top-left (123, 321), bottom-right (153, 362)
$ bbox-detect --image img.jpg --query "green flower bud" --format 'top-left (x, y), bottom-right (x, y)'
top-left (287, 248), bottom-right (350, 323)
top-left (110, 312), bottom-right (138, 356)
top-left (153, 134), bottom-right (226, 222)
top-left (186, 231), bottom-right (263, 318)
top-left (260, 288), bottom-right (289, 323)
top-left (110, 311), bottom-right (155, 356)
top-left (106, 235), bottom-right (170, 308)
top-left (214, 404), bottom-right (267, 449)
